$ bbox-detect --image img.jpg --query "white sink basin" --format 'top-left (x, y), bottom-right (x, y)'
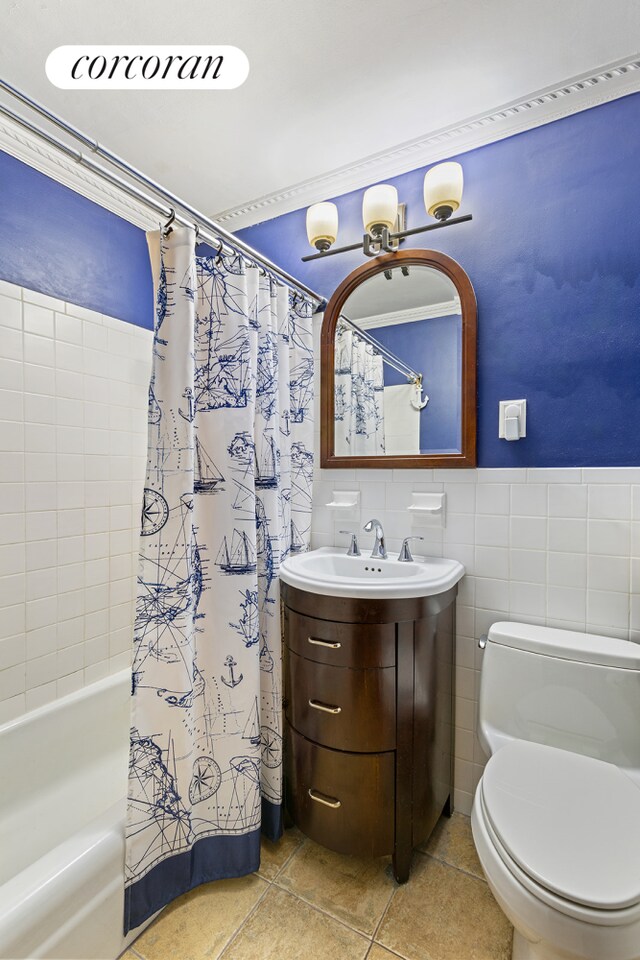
top-left (279, 547), bottom-right (464, 599)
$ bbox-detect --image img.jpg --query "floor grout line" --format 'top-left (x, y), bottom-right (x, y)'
top-left (269, 881), bottom-right (380, 943)
top-left (420, 848), bottom-right (488, 884)
top-left (365, 943), bottom-right (407, 960)
top-left (216, 874), bottom-right (274, 959)
top-left (262, 832), bottom-right (308, 881)
top-left (369, 865), bottom-right (403, 953)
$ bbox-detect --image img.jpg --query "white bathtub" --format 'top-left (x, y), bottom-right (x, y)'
top-left (0, 669), bottom-right (152, 960)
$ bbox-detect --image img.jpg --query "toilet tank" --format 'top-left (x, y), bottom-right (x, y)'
top-left (478, 621), bottom-right (640, 773)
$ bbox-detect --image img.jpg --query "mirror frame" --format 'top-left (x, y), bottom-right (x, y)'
top-left (320, 248), bottom-right (477, 469)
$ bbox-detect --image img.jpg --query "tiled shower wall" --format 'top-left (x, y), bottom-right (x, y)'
top-left (0, 280), bottom-right (152, 723)
top-left (310, 321), bottom-right (640, 815)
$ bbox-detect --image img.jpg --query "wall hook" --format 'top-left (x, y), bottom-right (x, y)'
top-left (410, 376), bottom-right (429, 411)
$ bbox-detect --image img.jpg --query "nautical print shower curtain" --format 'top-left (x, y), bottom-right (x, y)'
top-left (124, 226), bottom-right (314, 931)
top-left (334, 324), bottom-right (385, 456)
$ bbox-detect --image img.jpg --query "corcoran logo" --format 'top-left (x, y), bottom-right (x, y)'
top-left (46, 45), bottom-right (249, 90)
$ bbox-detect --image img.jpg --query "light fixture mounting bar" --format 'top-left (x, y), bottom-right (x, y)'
top-left (301, 213), bottom-right (472, 262)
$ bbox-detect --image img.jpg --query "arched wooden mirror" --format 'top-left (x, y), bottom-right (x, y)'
top-left (320, 249), bottom-right (477, 468)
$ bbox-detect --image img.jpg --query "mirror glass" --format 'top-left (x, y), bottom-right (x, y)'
top-left (334, 264), bottom-right (461, 457)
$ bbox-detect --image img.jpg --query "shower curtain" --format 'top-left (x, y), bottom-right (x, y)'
top-left (334, 324), bottom-right (385, 456)
top-left (124, 227), bottom-right (314, 931)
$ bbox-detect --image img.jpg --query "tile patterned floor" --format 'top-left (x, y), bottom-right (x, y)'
top-left (124, 814), bottom-right (513, 960)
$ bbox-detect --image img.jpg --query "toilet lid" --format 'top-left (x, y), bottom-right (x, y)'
top-left (481, 740), bottom-right (640, 910)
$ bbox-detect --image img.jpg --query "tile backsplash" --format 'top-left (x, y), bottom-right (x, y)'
top-left (0, 280), bottom-right (152, 723)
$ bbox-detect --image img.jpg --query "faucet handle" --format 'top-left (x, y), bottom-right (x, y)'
top-left (398, 536), bottom-right (424, 562)
top-left (339, 530), bottom-right (360, 557)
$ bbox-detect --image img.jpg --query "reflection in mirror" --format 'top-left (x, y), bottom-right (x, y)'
top-left (334, 265), bottom-right (461, 457)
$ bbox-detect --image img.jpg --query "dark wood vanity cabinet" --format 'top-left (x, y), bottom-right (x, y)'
top-left (281, 582), bottom-right (457, 883)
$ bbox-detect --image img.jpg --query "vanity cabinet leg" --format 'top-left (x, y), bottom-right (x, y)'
top-left (392, 845), bottom-right (412, 884)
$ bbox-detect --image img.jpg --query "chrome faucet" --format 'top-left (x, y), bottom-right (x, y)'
top-left (363, 518), bottom-right (387, 560)
top-left (339, 530), bottom-right (360, 557)
top-left (398, 536), bottom-right (424, 562)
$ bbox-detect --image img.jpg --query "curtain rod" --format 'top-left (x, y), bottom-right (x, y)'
top-left (0, 77), bottom-right (325, 305)
top-left (338, 315), bottom-right (421, 384)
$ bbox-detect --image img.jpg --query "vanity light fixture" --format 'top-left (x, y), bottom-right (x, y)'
top-left (303, 161), bottom-right (471, 262)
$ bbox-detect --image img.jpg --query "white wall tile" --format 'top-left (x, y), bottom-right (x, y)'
top-left (0, 296), bottom-right (22, 330)
top-left (588, 555), bottom-right (630, 593)
top-left (587, 590), bottom-right (629, 630)
top-left (475, 545), bottom-right (509, 580)
top-left (548, 518), bottom-right (587, 553)
top-left (2, 327), bottom-right (23, 362)
top-left (510, 549), bottom-right (546, 584)
top-left (0, 358), bottom-right (24, 391)
top-left (0, 280), bottom-right (22, 300)
top-left (23, 303), bottom-right (54, 338)
top-left (588, 520), bottom-right (630, 556)
top-left (548, 551), bottom-right (587, 589)
top-left (0, 513), bottom-right (24, 545)
top-left (510, 516), bottom-right (547, 550)
top-left (547, 586), bottom-right (586, 623)
top-left (526, 468), bottom-right (582, 484)
top-left (0, 420), bottom-right (24, 453)
top-left (511, 483), bottom-right (547, 517)
top-left (509, 581), bottom-right (546, 617)
top-left (55, 312), bottom-right (83, 345)
top-left (475, 515), bottom-right (509, 548)
top-left (0, 390), bottom-right (24, 422)
top-left (0, 292), bottom-right (147, 714)
top-left (23, 363), bottom-right (55, 395)
top-left (548, 484), bottom-right (587, 518)
top-left (23, 289), bottom-right (66, 313)
top-left (476, 484), bottom-right (510, 515)
top-left (24, 332), bottom-right (55, 366)
top-left (588, 485), bottom-right (631, 521)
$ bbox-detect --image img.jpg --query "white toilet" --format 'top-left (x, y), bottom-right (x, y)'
top-left (471, 621), bottom-right (640, 960)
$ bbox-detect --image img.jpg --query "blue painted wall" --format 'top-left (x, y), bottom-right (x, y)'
top-left (239, 93), bottom-right (640, 467)
top-left (0, 149), bottom-right (154, 329)
top-left (375, 314), bottom-right (462, 453)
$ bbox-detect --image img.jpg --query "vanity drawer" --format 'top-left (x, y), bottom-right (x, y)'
top-left (285, 725), bottom-right (394, 858)
top-left (285, 648), bottom-right (396, 752)
top-left (286, 609), bottom-right (395, 668)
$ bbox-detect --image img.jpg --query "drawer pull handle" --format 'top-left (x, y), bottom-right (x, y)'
top-left (308, 788), bottom-right (341, 809)
top-left (307, 636), bottom-right (341, 649)
top-left (308, 699), bottom-right (342, 715)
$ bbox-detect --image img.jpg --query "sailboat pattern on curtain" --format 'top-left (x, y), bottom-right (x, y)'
top-left (125, 228), bottom-right (314, 932)
top-left (334, 324), bottom-right (385, 456)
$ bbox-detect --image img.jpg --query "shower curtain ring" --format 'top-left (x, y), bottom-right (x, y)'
top-left (193, 223), bottom-right (200, 242)
top-left (162, 208), bottom-right (176, 237)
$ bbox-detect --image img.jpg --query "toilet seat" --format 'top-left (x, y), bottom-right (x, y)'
top-left (479, 740), bottom-right (640, 914)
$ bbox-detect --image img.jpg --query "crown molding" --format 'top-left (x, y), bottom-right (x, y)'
top-left (357, 299), bottom-right (461, 329)
top-left (1, 54), bottom-right (638, 238)
top-left (0, 114), bottom-right (160, 231)
top-left (213, 54), bottom-right (640, 231)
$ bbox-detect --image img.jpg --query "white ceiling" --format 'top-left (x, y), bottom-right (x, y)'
top-left (1, 0), bottom-right (639, 225)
